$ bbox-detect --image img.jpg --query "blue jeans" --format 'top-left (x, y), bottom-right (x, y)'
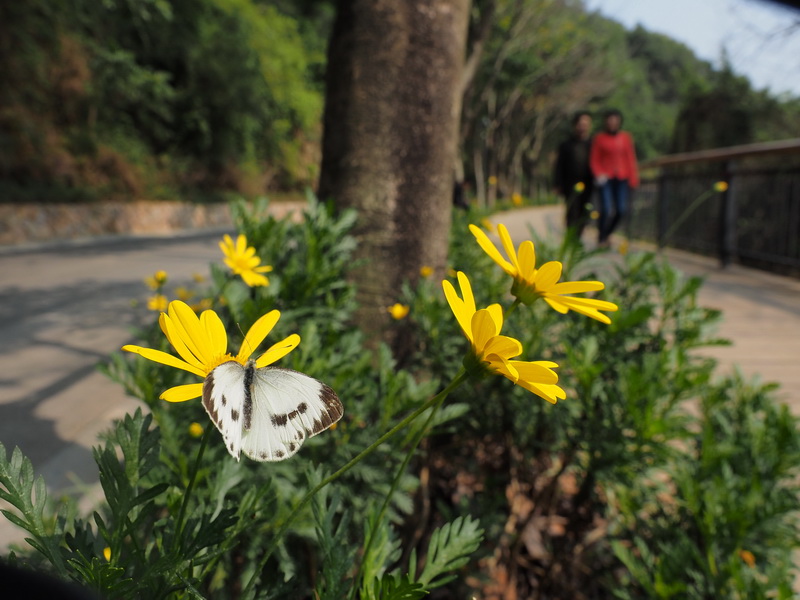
top-left (598, 178), bottom-right (629, 242)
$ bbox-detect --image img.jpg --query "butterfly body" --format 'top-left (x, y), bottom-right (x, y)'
top-left (202, 360), bottom-right (343, 462)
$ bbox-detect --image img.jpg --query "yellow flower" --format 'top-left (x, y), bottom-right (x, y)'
top-left (144, 270), bottom-right (168, 290)
top-left (192, 273), bottom-right (206, 284)
top-left (479, 218), bottom-right (495, 234)
top-left (590, 210), bottom-right (600, 220)
top-left (488, 175), bottom-right (498, 186)
top-left (188, 422), bottom-right (204, 438)
top-left (190, 298), bottom-right (213, 313)
top-left (420, 265), bottom-right (434, 278)
top-left (387, 303), bottom-right (410, 320)
top-left (574, 181), bottom-right (586, 193)
top-left (714, 181), bottom-right (729, 192)
top-left (103, 547), bottom-right (111, 562)
top-left (511, 192), bottom-right (523, 206)
top-left (219, 234), bottom-right (273, 287)
top-left (122, 300), bottom-right (299, 402)
top-left (618, 239), bottom-right (629, 256)
top-left (175, 286), bottom-right (195, 301)
top-left (147, 294), bottom-right (169, 312)
top-left (739, 549), bottom-right (755, 567)
top-left (469, 224), bottom-right (618, 324)
top-left (442, 271), bottom-right (566, 404)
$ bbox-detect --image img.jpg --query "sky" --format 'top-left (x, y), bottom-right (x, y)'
top-left (583, 0), bottom-right (800, 97)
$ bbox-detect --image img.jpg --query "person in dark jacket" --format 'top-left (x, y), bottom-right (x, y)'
top-left (553, 111), bottom-right (594, 239)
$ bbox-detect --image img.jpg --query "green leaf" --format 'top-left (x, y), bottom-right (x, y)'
top-left (416, 516), bottom-right (483, 589)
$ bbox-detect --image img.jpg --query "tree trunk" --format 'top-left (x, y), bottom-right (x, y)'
top-left (318, 0), bottom-right (469, 346)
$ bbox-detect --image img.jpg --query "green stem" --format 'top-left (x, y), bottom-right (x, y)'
top-left (241, 369), bottom-right (469, 599)
top-left (350, 395), bottom-right (445, 600)
top-left (505, 298), bottom-right (522, 320)
top-left (172, 424), bottom-right (211, 552)
top-left (662, 189), bottom-right (714, 244)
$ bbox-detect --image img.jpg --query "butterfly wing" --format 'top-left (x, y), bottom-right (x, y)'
top-left (202, 361), bottom-right (247, 460)
top-left (241, 367), bottom-right (343, 462)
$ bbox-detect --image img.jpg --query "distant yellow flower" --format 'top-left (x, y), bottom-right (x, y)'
top-left (420, 265), bottom-right (434, 278)
top-left (192, 273), bottom-right (206, 284)
top-left (590, 210), bottom-right (600, 220)
top-left (618, 239), bottom-right (629, 256)
top-left (511, 192), bottom-right (523, 206)
top-left (103, 547), bottom-right (111, 562)
top-left (447, 268), bottom-right (458, 278)
top-left (145, 270), bottom-right (168, 290)
top-left (175, 286), bottom-right (195, 301)
top-left (188, 422), bottom-right (204, 438)
top-left (387, 303), bottom-right (410, 320)
top-left (190, 298), bottom-right (213, 313)
top-left (147, 294), bottom-right (169, 312)
top-left (573, 182), bottom-right (586, 193)
top-left (123, 300), bottom-right (299, 403)
top-left (739, 549), bottom-right (755, 567)
top-left (488, 176), bottom-right (498, 186)
top-left (479, 218), bottom-right (495, 234)
top-left (469, 224), bottom-right (618, 324)
top-left (443, 271), bottom-right (565, 403)
top-left (714, 181), bottom-right (729, 192)
top-left (219, 234), bottom-right (273, 287)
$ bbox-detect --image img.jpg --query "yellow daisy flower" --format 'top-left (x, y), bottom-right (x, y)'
top-left (103, 547), bottom-right (111, 562)
top-left (175, 286), bottom-right (195, 301)
top-left (387, 303), bottom-right (410, 320)
top-left (188, 422), bottom-right (204, 438)
top-left (122, 300), bottom-right (299, 403)
top-left (714, 181), bottom-right (729, 192)
top-left (469, 224), bottom-right (618, 324)
top-left (443, 272), bottom-right (565, 404)
top-left (144, 270), bottom-right (168, 290)
top-left (511, 192), bottom-right (523, 206)
top-left (574, 182), bottom-right (586, 193)
top-left (219, 234), bottom-right (273, 287)
top-left (147, 294), bottom-right (169, 312)
top-left (419, 265), bottom-right (434, 278)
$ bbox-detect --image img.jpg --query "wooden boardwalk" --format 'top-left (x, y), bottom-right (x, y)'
top-left (491, 205), bottom-right (800, 413)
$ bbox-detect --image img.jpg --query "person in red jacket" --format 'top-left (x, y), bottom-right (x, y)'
top-left (590, 109), bottom-right (639, 246)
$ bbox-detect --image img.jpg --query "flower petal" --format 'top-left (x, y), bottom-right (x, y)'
top-left (471, 309), bottom-right (500, 353)
top-left (456, 271), bottom-right (476, 315)
top-left (511, 360), bottom-right (560, 385)
top-left (200, 309), bottom-right (228, 358)
top-left (255, 334), bottom-right (301, 368)
top-left (534, 261), bottom-right (563, 289)
top-left (482, 335), bottom-right (523, 360)
top-left (517, 240), bottom-right (537, 280)
top-left (160, 382), bottom-right (204, 403)
top-left (549, 280), bottom-right (605, 295)
top-left (497, 224), bottom-right (521, 274)
top-left (469, 224), bottom-right (515, 275)
top-left (443, 278), bottom-right (473, 340)
top-left (122, 345), bottom-right (206, 378)
top-left (238, 310), bottom-right (280, 362)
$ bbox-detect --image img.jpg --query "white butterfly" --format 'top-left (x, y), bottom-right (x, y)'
top-left (202, 359), bottom-right (343, 462)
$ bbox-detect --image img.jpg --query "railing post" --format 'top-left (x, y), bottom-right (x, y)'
top-left (719, 160), bottom-right (737, 267)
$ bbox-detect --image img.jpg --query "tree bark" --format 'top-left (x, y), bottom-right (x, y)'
top-left (318, 0), bottom-right (469, 346)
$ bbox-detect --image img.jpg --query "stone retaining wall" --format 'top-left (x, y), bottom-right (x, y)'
top-left (0, 200), bottom-right (304, 246)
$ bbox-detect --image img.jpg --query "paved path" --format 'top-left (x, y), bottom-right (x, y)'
top-left (1, 203), bottom-right (799, 548)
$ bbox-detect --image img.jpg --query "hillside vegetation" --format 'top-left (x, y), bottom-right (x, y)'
top-left (1, 0), bottom-right (798, 202)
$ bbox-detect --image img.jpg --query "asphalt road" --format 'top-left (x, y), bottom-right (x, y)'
top-left (0, 229), bottom-right (235, 546)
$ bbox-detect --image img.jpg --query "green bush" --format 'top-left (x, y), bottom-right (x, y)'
top-left (1, 199), bottom-right (798, 599)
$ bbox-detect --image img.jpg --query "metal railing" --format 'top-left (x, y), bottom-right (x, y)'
top-left (629, 138), bottom-right (800, 275)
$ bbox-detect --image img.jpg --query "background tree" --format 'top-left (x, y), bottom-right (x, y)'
top-left (317, 0), bottom-right (469, 346)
